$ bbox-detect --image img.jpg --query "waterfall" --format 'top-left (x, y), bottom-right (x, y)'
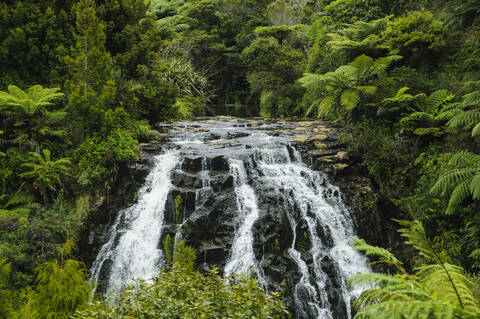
top-left (89, 119), bottom-right (370, 318)
top-left (224, 159), bottom-right (266, 286)
top-left (225, 146), bottom-right (369, 318)
top-left (90, 152), bottom-right (179, 297)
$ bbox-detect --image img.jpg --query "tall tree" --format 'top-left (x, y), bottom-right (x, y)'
top-left (66, 0), bottom-right (112, 99)
top-left (65, 0), bottom-right (115, 137)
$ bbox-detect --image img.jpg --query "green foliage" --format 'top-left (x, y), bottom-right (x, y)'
top-left (299, 54), bottom-right (401, 117)
top-left (383, 10), bottom-right (447, 64)
top-left (431, 151), bottom-right (480, 214)
top-left (19, 149), bottom-right (71, 202)
top-left (15, 239), bottom-right (90, 319)
top-left (327, 16), bottom-right (391, 58)
top-left (351, 220), bottom-right (480, 319)
top-left (0, 85), bottom-right (67, 150)
top-left (0, 1), bottom-right (75, 87)
top-left (0, 253), bottom-right (13, 318)
top-left (352, 238), bottom-right (405, 273)
top-left (65, 0), bottom-right (115, 136)
top-left (323, 0), bottom-right (384, 23)
top-left (163, 234), bottom-right (174, 267)
top-left (174, 194), bottom-right (182, 224)
top-left (76, 130), bottom-right (139, 191)
top-left (74, 268), bottom-right (286, 319)
top-left (396, 89), bottom-right (456, 136)
top-left (447, 91), bottom-right (480, 136)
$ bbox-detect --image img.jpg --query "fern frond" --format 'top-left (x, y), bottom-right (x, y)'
top-left (396, 220), bottom-right (439, 262)
top-left (400, 112), bottom-right (434, 127)
top-left (5, 192), bottom-right (35, 208)
top-left (417, 263), bottom-right (478, 308)
top-left (318, 94), bottom-right (337, 117)
top-left (355, 86), bottom-right (377, 95)
top-left (369, 55), bottom-right (402, 76)
top-left (448, 110), bottom-right (480, 129)
top-left (352, 238), bottom-right (405, 273)
top-left (462, 91), bottom-right (480, 107)
top-left (447, 180), bottom-right (473, 214)
top-left (424, 89), bottom-right (449, 111)
top-left (448, 151), bottom-right (480, 167)
top-left (340, 89), bottom-right (360, 110)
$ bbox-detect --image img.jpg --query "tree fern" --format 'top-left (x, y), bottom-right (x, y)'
top-left (299, 54), bottom-right (399, 118)
top-left (448, 90), bottom-right (480, 136)
top-left (0, 85), bottom-right (67, 149)
top-left (351, 220), bottom-right (480, 319)
top-left (327, 16), bottom-right (392, 56)
top-left (431, 151), bottom-right (480, 214)
top-left (397, 89), bottom-right (456, 137)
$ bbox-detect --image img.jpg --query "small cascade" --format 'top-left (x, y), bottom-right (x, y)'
top-left (224, 159), bottom-right (267, 286)
top-left (90, 152), bottom-right (179, 297)
top-left (253, 147), bottom-right (370, 318)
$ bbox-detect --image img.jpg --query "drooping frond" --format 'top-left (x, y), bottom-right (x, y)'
top-left (431, 167), bottom-right (476, 196)
top-left (396, 220), bottom-right (440, 262)
top-left (369, 55), bottom-right (402, 76)
top-left (400, 112), bottom-right (434, 127)
top-left (462, 91), bottom-right (480, 107)
top-left (431, 151), bottom-right (480, 214)
top-left (423, 89), bottom-right (450, 112)
top-left (5, 192), bottom-right (35, 208)
top-left (447, 179), bottom-right (473, 214)
top-left (448, 151), bottom-right (480, 167)
top-left (448, 109), bottom-right (480, 129)
top-left (317, 94), bottom-right (337, 117)
top-left (340, 89), bottom-right (360, 110)
top-left (352, 238), bottom-right (405, 273)
top-left (417, 263), bottom-right (479, 308)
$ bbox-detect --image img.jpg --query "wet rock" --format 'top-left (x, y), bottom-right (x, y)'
top-left (171, 170), bottom-right (203, 189)
top-left (309, 134), bottom-right (329, 142)
top-left (336, 151), bottom-right (349, 161)
top-left (182, 157), bottom-right (203, 173)
top-left (294, 135), bottom-right (309, 143)
top-left (199, 245), bottom-right (226, 265)
top-left (210, 156), bottom-right (229, 172)
top-left (312, 141), bottom-right (327, 150)
top-left (211, 174), bottom-right (234, 192)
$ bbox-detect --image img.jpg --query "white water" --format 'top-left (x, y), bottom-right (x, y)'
top-left (90, 152), bottom-right (179, 297)
top-left (224, 159), bottom-right (267, 286)
top-left (254, 147), bottom-right (370, 318)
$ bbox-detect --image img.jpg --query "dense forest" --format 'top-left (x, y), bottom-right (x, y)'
top-left (1, 0), bottom-right (480, 318)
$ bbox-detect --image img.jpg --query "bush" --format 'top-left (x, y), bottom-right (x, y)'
top-left (75, 130), bottom-right (139, 190)
top-left (74, 267), bottom-right (286, 319)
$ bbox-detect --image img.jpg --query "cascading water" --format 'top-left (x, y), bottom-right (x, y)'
top-left (224, 159), bottom-right (267, 286)
top-left (90, 152), bottom-right (179, 297)
top-left (88, 118), bottom-right (370, 318)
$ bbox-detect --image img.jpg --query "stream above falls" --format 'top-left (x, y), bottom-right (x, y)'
top-left (88, 117), bottom-right (371, 319)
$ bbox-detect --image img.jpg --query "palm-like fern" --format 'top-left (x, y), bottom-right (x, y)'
top-left (299, 54), bottom-right (401, 117)
top-left (431, 151), bottom-right (480, 214)
top-left (398, 89), bottom-right (457, 136)
top-left (19, 149), bottom-right (72, 201)
top-left (0, 85), bottom-right (67, 149)
top-left (351, 220), bottom-right (480, 319)
top-left (447, 91), bottom-right (480, 136)
top-left (327, 16), bottom-right (391, 56)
